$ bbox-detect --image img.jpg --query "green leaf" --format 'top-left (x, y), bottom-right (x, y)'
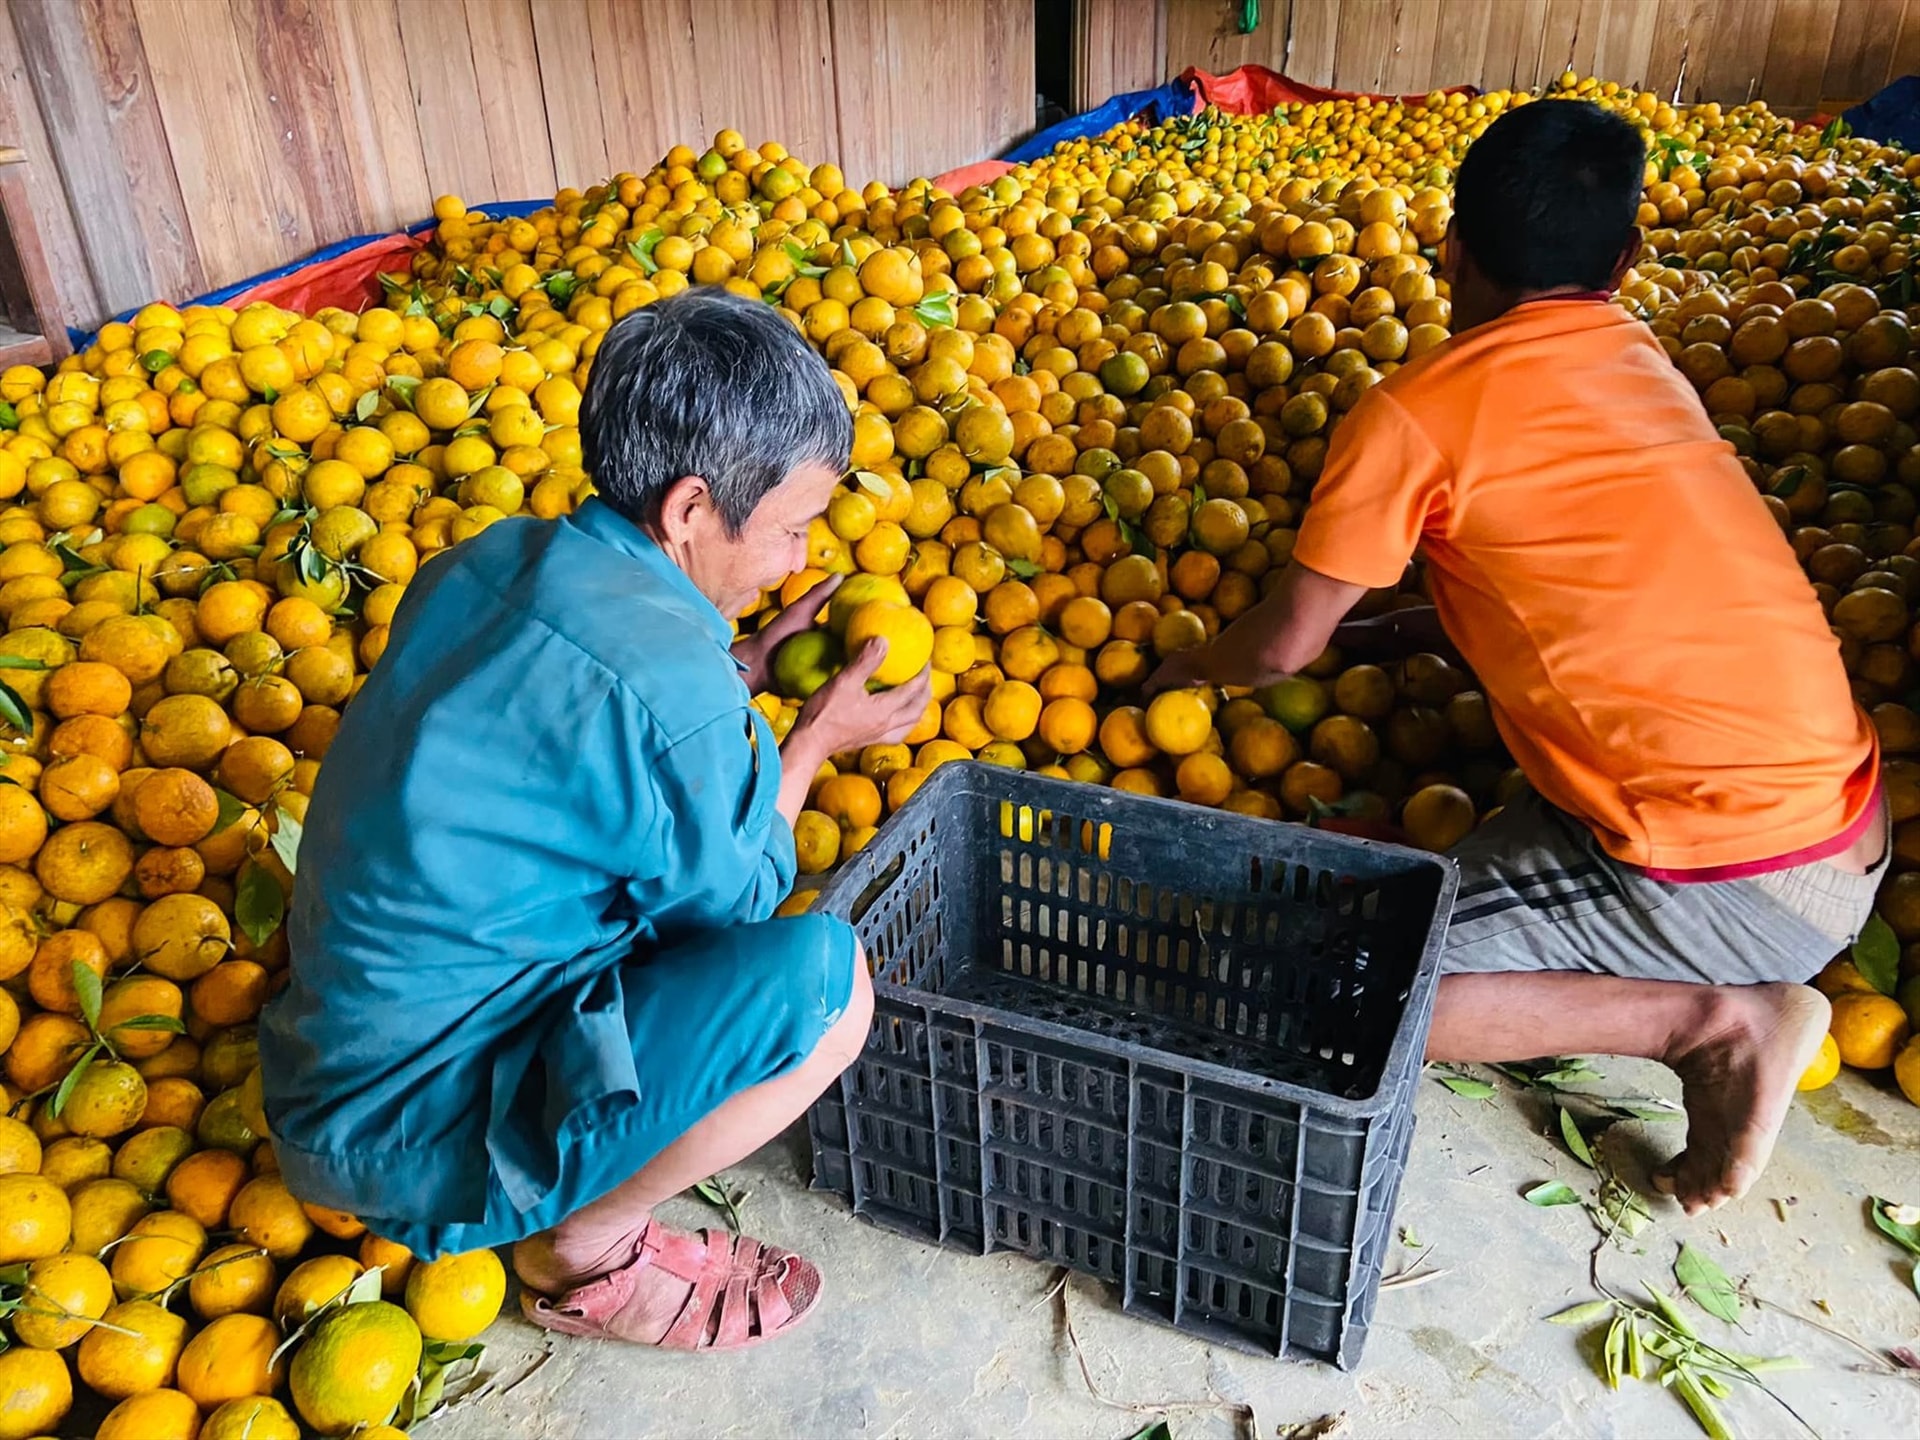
top-left (545, 269), bottom-right (578, 305)
top-left (235, 866), bottom-right (285, 949)
top-left (913, 292), bottom-right (956, 328)
top-left (852, 470), bottom-right (890, 498)
top-left (111, 1014), bottom-right (186, 1035)
top-left (212, 789), bottom-right (249, 834)
top-left (1438, 1075), bottom-right (1495, 1100)
top-left (1525, 1181), bottom-right (1583, 1207)
top-left (1605, 1097), bottom-right (1685, 1124)
top-left (1547, 1299), bottom-right (1614, 1325)
top-left (1598, 1179), bottom-right (1654, 1238)
top-left (1870, 1196), bottom-right (1920, 1256)
top-left (1674, 1245), bottom-right (1740, 1323)
top-left (424, 1339), bottom-right (485, 1366)
top-left (691, 1176), bottom-right (745, 1233)
top-left (0, 679), bottom-right (32, 737)
top-left (345, 1265), bottom-right (384, 1307)
top-left (1853, 914), bottom-right (1900, 996)
top-left (1559, 1107), bottom-right (1596, 1168)
top-left (406, 1357), bottom-right (449, 1427)
top-left (50, 1042), bottom-right (102, 1118)
top-left (71, 959), bottom-right (102, 1030)
top-left (1626, 1319), bottom-right (1649, 1380)
top-left (627, 228), bottom-right (664, 274)
top-left (0, 657), bottom-right (48, 673)
top-left (1647, 1284), bottom-right (1698, 1340)
top-left (1767, 464), bottom-right (1810, 500)
top-left (1672, 1366), bottom-right (1735, 1440)
top-left (354, 390), bottom-right (380, 422)
top-left (1007, 558), bottom-right (1042, 580)
top-left (1118, 518), bottom-right (1154, 557)
top-left (270, 806), bottom-right (303, 875)
top-left (1125, 1424), bottom-right (1173, 1440)
top-left (1603, 1314), bottom-right (1626, 1389)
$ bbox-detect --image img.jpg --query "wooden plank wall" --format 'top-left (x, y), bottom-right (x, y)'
top-left (2, 0), bottom-right (1035, 332)
top-left (1074, 0), bottom-right (1169, 110)
top-left (1163, 0), bottom-right (1914, 110)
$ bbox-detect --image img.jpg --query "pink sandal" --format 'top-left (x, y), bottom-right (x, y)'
top-left (520, 1219), bottom-right (825, 1350)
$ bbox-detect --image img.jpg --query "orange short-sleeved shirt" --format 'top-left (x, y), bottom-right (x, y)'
top-left (1292, 298), bottom-right (1878, 872)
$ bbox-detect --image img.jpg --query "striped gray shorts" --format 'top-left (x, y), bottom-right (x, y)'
top-left (1442, 788), bottom-right (1887, 985)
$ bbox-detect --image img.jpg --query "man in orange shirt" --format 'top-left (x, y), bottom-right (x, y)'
top-left (1151, 99), bottom-right (1885, 1215)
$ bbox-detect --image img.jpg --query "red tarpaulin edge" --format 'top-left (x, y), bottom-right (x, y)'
top-left (1183, 64), bottom-right (1477, 113)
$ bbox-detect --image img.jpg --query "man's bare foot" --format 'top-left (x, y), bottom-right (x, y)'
top-left (1657, 983), bottom-right (1830, 1215)
top-left (513, 1222), bottom-right (649, 1296)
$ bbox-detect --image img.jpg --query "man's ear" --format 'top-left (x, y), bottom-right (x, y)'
top-left (1437, 215), bottom-right (1459, 285)
top-left (653, 474), bottom-right (714, 543)
top-left (1608, 226), bottom-right (1645, 290)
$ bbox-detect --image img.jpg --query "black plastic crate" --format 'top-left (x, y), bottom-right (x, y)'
top-left (806, 764), bottom-right (1455, 1367)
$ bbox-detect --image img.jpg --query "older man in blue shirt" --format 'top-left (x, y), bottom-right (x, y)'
top-left (262, 290), bottom-right (929, 1351)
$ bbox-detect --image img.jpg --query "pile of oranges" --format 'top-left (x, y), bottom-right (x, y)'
top-left (0, 72), bottom-right (1917, 1433)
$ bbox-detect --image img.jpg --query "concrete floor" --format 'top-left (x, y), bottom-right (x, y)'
top-left (433, 1062), bottom-right (1920, 1440)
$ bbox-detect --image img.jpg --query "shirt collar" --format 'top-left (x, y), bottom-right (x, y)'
top-left (569, 498), bottom-right (734, 650)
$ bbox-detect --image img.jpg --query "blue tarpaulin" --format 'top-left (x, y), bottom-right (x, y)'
top-left (1001, 77), bottom-right (1199, 163)
top-left (1844, 75), bottom-right (1920, 152)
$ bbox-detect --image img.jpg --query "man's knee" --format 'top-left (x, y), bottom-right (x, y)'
top-left (817, 944), bottom-right (873, 1067)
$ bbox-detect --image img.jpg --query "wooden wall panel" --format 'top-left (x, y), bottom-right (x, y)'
top-left (1894, 0), bottom-right (1920, 83)
top-left (582, 0), bottom-right (703, 178)
top-left (12, 0), bottom-right (200, 316)
top-left (829, 0), bottom-right (1034, 185)
top-left (1160, 0), bottom-right (1290, 80)
top-left (1765, 0), bottom-right (1845, 114)
top-left (14, 0), bottom-right (1910, 335)
top-left (0, 0), bottom-right (100, 327)
top-left (1286, 0), bottom-right (1342, 84)
top-left (1076, 0), bottom-right (1173, 111)
top-left (1591, 0), bottom-right (1660, 85)
top-left (230, 0), bottom-right (362, 253)
top-left (1164, 0), bottom-right (1899, 107)
top-left (132, 0), bottom-right (296, 287)
top-left (324, 0), bottom-right (433, 233)
top-left (392, 0), bottom-right (497, 203)
top-left (464, 0), bottom-right (557, 200)
top-left (528, 0), bottom-right (607, 186)
top-left (692, 0), bottom-right (839, 166)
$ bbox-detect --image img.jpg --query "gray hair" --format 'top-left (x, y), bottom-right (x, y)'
top-left (579, 288), bottom-right (852, 533)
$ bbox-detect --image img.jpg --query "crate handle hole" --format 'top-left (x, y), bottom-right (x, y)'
top-left (848, 851), bottom-right (907, 929)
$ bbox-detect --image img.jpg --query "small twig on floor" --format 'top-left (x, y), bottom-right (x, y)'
top-left (1056, 1280), bottom-right (1259, 1440)
top-left (1378, 1266), bottom-right (1451, 1292)
top-left (1380, 1244), bottom-right (1449, 1291)
top-left (1029, 1266), bottom-right (1072, 1312)
top-left (454, 1345), bottom-right (553, 1408)
top-left (1750, 1292), bottom-right (1913, 1376)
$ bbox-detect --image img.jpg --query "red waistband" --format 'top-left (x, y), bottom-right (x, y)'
top-left (1637, 782), bottom-right (1884, 884)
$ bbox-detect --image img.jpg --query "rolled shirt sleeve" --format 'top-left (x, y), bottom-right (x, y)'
top-left (1291, 386), bottom-right (1453, 590)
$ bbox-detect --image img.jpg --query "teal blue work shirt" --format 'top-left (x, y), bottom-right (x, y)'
top-left (261, 499), bottom-right (797, 1229)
